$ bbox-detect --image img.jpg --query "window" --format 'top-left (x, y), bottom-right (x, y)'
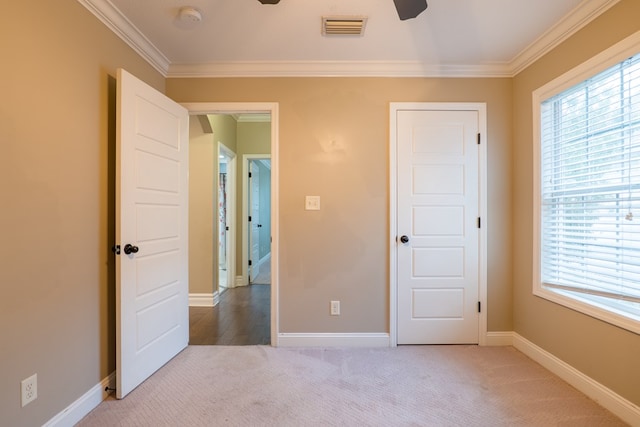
top-left (533, 33), bottom-right (640, 334)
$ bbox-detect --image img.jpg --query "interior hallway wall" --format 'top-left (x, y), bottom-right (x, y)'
top-left (189, 117), bottom-right (215, 295)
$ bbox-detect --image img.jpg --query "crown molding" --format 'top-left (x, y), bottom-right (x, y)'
top-left (77, 0), bottom-right (170, 75)
top-left (509, 0), bottom-right (621, 76)
top-left (79, 0), bottom-right (619, 79)
top-left (166, 61), bottom-right (512, 78)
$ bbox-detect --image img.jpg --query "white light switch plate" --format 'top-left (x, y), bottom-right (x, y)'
top-left (305, 196), bottom-right (320, 210)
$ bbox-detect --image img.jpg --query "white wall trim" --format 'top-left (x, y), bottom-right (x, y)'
top-left (167, 61), bottom-right (511, 78)
top-left (278, 333), bottom-right (390, 347)
top-left (44, 372), bottom-right (115, 427)
top-left (485, 331), bottom-right (515, 346)
top-left (233, 275), bottom-right (246, 288)
top-left (76, 0), bottom-right (169, 76)
top-left (512, 333), bottom-right (640, 425)
top-left (188, 292), bottom-right (219, 307)
top-left (510, 0), bottom-right (621, 76)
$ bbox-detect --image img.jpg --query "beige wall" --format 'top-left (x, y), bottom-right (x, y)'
top-left (8, 0), bottom-right (637, 423)
top-left (209, 114), bottom-right (238, 153)
top-left (189, 118), bottom-right (215, 294)
top-left (512, 0), bottom-right (640, 406)
top-left (167, 77), bottom-right (514, 333)
top-left (0, 1), bottom-right (164, 425)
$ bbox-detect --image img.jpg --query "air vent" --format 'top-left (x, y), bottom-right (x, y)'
top-left (322, 16), bottom-right (367, 36)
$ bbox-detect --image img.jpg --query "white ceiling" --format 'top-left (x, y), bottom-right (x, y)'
top-left (80, 0), bottom-right (620, 77)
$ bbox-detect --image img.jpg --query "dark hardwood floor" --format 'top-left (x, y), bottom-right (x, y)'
top-left (189, 284), bottom-right (270, 345)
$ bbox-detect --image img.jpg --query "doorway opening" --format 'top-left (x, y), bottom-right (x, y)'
top-left (185, 103), bottom-right (279, 346)
top-left (218, 145), bottom-right (235, 294)
top-left (245, 156), bottom-right (271, 285)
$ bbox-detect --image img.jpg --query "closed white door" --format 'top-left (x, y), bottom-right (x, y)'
top-left (249, 161), bottom-right (261, 281)
top-left (396, 109), bottom-right (479, 344)
top-left (116, 69), bottom-right (189, 398)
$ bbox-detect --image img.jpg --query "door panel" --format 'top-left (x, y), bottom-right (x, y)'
top-left (249, 161), bottom-right (260, 281)
top-left (116, 68), bottom-right (189, 398)
top-left (397, 109), bottom-right (479, 344)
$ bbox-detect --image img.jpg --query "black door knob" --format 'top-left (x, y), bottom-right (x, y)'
top-left (400, 235), bottom-right (409, 244)
top-left (123, 244), bottom-right (139, 255)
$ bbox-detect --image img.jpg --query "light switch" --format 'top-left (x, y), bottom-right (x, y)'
top-left (305, 196), bottom-right (320, 210)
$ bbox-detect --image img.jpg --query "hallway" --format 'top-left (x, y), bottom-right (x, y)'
top-left (189, 285), bottom-right (270, 345)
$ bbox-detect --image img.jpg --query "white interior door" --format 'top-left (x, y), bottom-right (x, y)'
top-left (116, 68), bottom-right (189, 398)
top-left (249, 161), bottom-right (260, 281)
top-left (396, 109), bottom-right (479, 344)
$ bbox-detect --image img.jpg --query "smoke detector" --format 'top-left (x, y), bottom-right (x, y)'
top-left (178, 6), bottom-right (202, 23)
top-left (322, 16), bottom-right (367, 36)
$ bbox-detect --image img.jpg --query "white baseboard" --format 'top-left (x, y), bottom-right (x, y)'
top-left (512, 333), bottom-right (640, 425)
top-left (44, 372), bottom-right (115, 427)
top-left (188, 292), bottom-right (219, 307)
top-left (485, 331), bottom-right (514, 346)
top-left (278, 333), bottom-right (390, 347)
top-left (44, 331), bottom-right (639, 426)
top-left (234, 275), bottom-right (246, 287)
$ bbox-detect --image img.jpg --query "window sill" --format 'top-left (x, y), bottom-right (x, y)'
top-left (533, 285), bottom-right (640, 336)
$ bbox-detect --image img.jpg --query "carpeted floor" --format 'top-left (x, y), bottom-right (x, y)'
top-left (77, 345), bottom-right (626, 426)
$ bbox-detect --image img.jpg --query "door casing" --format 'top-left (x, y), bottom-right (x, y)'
top-left (182, 102), bottom-right (279, 347)
top-left (389, 102), bottom-right (488, 347)
top-left (218, 143), bottom-right (236, 294)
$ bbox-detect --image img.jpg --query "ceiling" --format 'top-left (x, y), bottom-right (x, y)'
top-left (80, 0), bottom-right (620, 77)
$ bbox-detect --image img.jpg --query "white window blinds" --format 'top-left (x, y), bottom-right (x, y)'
top-left (540, 53), bottom-right (640, 311)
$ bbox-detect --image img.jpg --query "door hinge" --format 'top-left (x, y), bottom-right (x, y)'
top-left (477, 133), bottom-right (481, 144)
top-left (248, 215), bottom-right (252, 222)
top-left (477, 217), bottom-right (481, 228)
top-left (248, 260), bottom-right (252, 266)
top-left (248, 172), bottom-right (252, 178)
top-left (478, 301), bottom-right (481, 313)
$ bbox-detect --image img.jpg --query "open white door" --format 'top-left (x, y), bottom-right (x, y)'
top-left (115, 69), bottom-right (189, 398)
top-left (249, 160), bottom-right (261, 281)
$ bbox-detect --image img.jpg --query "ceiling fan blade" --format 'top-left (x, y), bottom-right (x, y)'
top-left (393, 0), bottom-right (427, 21)
top-left (258, 0), bottom-right (280, 3)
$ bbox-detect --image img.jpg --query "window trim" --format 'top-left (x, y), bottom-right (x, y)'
top-left (532, 30), bottom-right (640, 335)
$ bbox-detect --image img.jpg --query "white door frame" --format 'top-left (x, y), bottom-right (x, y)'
top-left (389, 102), bottom-right (488, 347)
top-left (182, 102), bottom-right (279, 347)
top-left (243, 154), bottom-right (271, 284)
top-left (218, 143), bottom-right (236, 293)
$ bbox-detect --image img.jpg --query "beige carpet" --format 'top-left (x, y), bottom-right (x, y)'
top-left (78, 345), bottom-right (625, 426)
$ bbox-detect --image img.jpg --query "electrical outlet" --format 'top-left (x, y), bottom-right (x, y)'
top-left (21, 374), bottom-right (37, 407)
top-left (305, 196), bottom-right (321, 211)
top-left (330, 300), bottom-right (340, 316)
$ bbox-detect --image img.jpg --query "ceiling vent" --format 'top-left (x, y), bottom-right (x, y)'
top-left (322, 16), bottom-right (367, 36)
